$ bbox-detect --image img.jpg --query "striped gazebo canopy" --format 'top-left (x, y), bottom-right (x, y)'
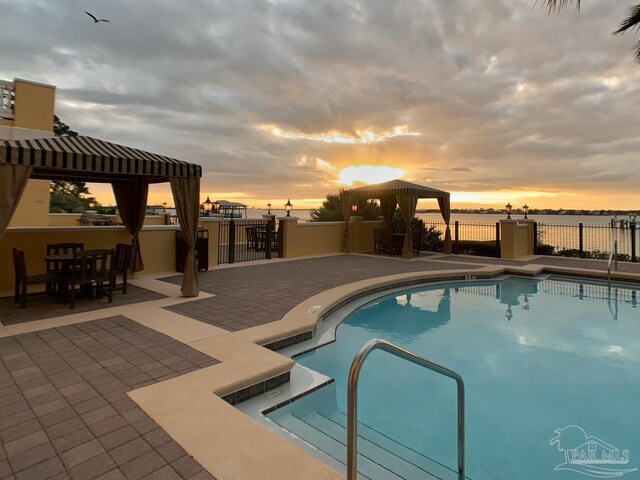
top-left (343, 179), bottom-right (452, 257)
top-left (0, 135), bottom-right (203, 297)
top-left (344, 179), bottom-right (449, 199)
top-left (0, 135), bottom-right (201, 183)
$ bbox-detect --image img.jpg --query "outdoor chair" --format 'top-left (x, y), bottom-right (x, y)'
top-left (246, 226), bottom-right (257, 251)
top-left (67, 249), bottom-right (113, 309)
top-left (46, 242), bottom-right (84, 293)
top-left (412, 230), bottom-right (423, 256)
top-left (373, 229), bottom-right (383, 254)
top-left (111, 243), bottom-right (132, 294)
top-left (12, 248), bottom-right (58, 309)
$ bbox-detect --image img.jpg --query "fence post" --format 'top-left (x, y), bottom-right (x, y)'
top-left (631, 221), bottom-right (637, 262)
top-left (228, 218), bottom-right (235, 264)
top-left (578, 223), bottom-right (584, 258)
top-left (265, 219), bottom-right (273, 260)
top-left (454, 221), bottom-right (459, 254)
top-left (495, 222), bottom-right (501, 258)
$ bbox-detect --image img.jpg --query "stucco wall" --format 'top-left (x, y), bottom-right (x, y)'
top-left (0, 226), bottom-right (179, 292)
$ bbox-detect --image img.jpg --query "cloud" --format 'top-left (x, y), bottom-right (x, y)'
top-left (1, 0), bottom-right (638, 208)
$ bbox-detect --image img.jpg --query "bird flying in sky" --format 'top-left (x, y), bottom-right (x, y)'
top-left (85, 11), bottom-right (110, 23)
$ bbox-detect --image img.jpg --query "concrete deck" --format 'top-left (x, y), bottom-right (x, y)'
top-left (1, 253), bottom-right (639, 479)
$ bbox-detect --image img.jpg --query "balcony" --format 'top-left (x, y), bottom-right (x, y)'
top-left (0, 80), bottom-right (15, 119)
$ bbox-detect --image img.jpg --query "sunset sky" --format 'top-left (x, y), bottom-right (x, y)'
top-left (2, 0), bottom-right (640, 210)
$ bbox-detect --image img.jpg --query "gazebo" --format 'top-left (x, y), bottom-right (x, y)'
top-left (343, 179), bottom-right (452, 258)
top-left (0, 135), bottom-right (202, 296)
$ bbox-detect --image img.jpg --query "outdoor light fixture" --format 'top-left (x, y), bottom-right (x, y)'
top-left (88, 201), bottom-right (95, 209)
top-left (267, 202), bottom-right (272, 214)
top-left (203, 196), bottom-right (213, 215)
top-left (505, 305), bottom-right (513, 321)
top-left (162, 201), bottom-right (167, 212)
top-left (49, 185), bottom-right (54, 194)
top-left (213, 200), bottom-right (220, 214)
top-left (351, 203), bottom-right (358, 214)
top-left (285, 199), bottom-right (293, 217)
top-left (523, 204), bottom-right (529, 219)
top-left (522, 294), bottom-right (530, 310)
top-left (505, 203), bottom-right (512, 220)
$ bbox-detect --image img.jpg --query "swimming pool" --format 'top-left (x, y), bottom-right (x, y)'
top-left (265, 275), bottom-right (640, 479)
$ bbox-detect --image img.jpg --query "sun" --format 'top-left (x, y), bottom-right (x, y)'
top-left (337, 165), bottom-right (404, 186)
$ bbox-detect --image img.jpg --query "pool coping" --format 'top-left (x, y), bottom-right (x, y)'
top-left (127, 263), bottom-right (640, 480)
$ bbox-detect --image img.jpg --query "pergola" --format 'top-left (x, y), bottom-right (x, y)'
top-left (0, 135), bottom-right (202, 296)
top-left (343, 179), bottom-right (452, 258)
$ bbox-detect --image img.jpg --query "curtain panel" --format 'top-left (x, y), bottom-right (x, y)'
top-left (397, 194), bottom-right (418, 258)
top-left (170, 176), bottom-right (200, 297)
top-left (0, 164), bottom-right (33, 238)
top-left (112, 180), bottom-right (149, 272)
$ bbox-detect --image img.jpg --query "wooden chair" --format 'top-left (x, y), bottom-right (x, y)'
top-left (373, 229), bottom-right (383, 254)
top-left (111, 243), bottom-right (131, 294)
top-left (12, 248), bottom-right (58, 309)
top-left (412, 230), bottom-right (423, 256)
top-left (46, 243), bottom-right (84, 293)
top-left (68, 249), bottom-right (113, 309)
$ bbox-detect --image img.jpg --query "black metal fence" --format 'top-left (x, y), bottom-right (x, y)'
top-left (534, 222), bottom-right (638, 262)
top-left (218, 218), bottom-right (280, 264)
top-left (427, 221), bottom-right (500, 257)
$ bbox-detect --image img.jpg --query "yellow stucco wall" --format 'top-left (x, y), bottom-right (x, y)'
top-left (0, 226), bottom-right (179, 291)
top-left (281, 221), bottom-right (344, 258)
top-left (2, 78), bottom-right (56, 228)
top-left (12, 79), bottom-right (56, 131)
top-left (8, 180), bottom-right (51, 227)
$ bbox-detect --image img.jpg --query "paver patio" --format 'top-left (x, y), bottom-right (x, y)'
top-left (1, 253), bottom-right (639, 479)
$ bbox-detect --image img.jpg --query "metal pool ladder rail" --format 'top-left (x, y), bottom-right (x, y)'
top-left (346, 338), bottom-right (465, 480)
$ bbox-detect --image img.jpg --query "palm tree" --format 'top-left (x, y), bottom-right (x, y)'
top-left (540, 0), bottom-right (640, 62)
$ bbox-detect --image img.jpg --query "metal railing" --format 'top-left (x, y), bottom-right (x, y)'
top-left (218, 218), bottom-right (279, 264)
top-left (346, 338), bottom-right (465, 480)
top-left (0, 80), bottom-right (15, 119)
top-left (535, 220), bottom-right (637, 261)
top-left (429, 221), bottom-right (500, 257)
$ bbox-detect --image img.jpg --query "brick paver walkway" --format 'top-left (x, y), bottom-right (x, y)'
top-left (0, 286), bottom-right (166, 327)
top-left (163, 255), bottom-right (471, 331)
top-left (0, 316), bottom-right (217, 480)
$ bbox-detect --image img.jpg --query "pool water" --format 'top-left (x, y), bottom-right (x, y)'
top-left (266, 276), bottom-right (640, 480)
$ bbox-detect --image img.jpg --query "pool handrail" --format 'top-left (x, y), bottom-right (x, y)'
top-left (346, 338), bottom-right (465, 480)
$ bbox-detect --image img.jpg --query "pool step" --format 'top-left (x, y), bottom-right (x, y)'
top-left (274, 412), bottom-right (405, 480)
top-left (322, 410), bottom-right (456, 480)
top-left (274, 409), bottom-right (457, 480)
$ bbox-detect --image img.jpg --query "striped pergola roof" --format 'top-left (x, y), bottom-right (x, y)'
top-left (0, 135), bottom-right (201, 183)
top-left (344, 179), bottom-right (449, 199)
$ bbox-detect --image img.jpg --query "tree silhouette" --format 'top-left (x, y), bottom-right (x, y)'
top-left (539, 1), bottom-right (640, 62)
